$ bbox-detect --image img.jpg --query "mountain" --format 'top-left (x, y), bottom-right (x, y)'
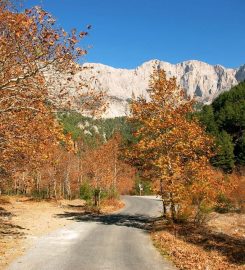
top-left (45, 60), bottom-right (245, 118)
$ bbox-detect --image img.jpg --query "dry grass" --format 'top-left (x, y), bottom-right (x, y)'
top-left (152, 213), bottom-right (245, 270)
top-left (0, 196), bottom-right (83, 269)
top-left (208, 212), bottom-right (245, 239)
top-left (100, 198), bottom-right (125, 214)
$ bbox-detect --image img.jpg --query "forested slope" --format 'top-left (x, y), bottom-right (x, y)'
top-left (197, 81), bottom-right (245, 172)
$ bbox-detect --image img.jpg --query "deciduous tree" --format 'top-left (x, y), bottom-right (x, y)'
top-left (128, 68), bottom-right (220, 221)
top-left (0, 2), bottom-right (105, 192)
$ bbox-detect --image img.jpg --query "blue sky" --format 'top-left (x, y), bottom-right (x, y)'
top-left (23, 0), bottom-right (245, 69)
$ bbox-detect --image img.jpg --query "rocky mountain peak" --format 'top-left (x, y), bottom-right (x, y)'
top-left (45, 60), bottom-right (245, 118)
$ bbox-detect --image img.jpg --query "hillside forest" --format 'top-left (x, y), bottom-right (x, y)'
top-left (0, 1), bottom-right (244, 223)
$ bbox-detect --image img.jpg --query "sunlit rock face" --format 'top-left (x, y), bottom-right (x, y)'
top-left (46, 60), bottom-right (245, 118)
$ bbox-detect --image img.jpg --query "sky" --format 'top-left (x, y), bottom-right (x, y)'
top-left (22, 0), bottom-right (245, 69)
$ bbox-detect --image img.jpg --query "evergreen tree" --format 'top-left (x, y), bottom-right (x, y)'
top-left (236, 133), bottom-right (245, 165)
top-left (197, 81), bottom-right (245, 171)
top-left (197, 105), bottom-right (218, 135)
top-left (211, 131), bottom-right (235, 173)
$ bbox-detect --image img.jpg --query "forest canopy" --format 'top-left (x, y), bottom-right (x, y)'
top-left (196, 81), bottom-right (245, 172)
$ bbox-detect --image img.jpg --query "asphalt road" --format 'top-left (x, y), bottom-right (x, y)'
top-left (8, 196), bottom-right (177, 270)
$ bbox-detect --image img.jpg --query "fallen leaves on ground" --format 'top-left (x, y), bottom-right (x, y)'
top-left (100, 198), bottom-right (125, 214)
top-left (152, 220), bottom-right (245, 270)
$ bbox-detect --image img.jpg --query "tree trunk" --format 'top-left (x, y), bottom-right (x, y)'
top-left (64, 170), bottom-right (71, 199)
top-left (53, 177), bottom-right (57, 199)
top-left (94, 188), bottom-right (101, 208)
top-left (170, 192), bottom-right (176, 221)
top-left (113, 151), bottom-right (117, 191)
top-left (36, 171), bottom-right (41, 196)
top-left (77, 158), bottom-right (81, 184)
top-left (160, 179), bottom-right (167, 217)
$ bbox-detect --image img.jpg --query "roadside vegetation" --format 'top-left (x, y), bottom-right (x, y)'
top-left (126, 69), bottom-right (245, 269)
top-left (0, 1), bottom-right (134, 208)
top-left (195, 81), bottom-right (245, 173)
top-left (0, 2), bottom-right (133, 267)
top-left (0, 1), bottom-right (244, 270)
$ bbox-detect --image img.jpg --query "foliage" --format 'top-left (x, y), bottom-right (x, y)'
top-left (0, 2), bottom-right (108, 199)
top-left (221, 172), bottom-right (245, 213)
top-left (80, 134), bottom-right (135, 198)
top-left (236, 133), bottom-right (245, 165)
top-left (127, 68), bottom-right (225, 222)
top-left (196, 81), bottom-right (245, 171)
top-left (211, 131), bottom-right (235, 172)
top-left (58, 112), bottom-right (135, 145)
top-left (215, 193), bottom-right (233, 213)
top-left (133, 174), bottom-right (153, 195)
top-left (0, 1), bottom-right (90, 190)
top-left (80, 181), bottom-right (94, 201)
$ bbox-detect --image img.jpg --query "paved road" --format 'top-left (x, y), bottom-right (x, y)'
top-left (8, 196), bottom-right (177, 270)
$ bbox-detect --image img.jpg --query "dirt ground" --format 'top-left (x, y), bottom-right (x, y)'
top-left (0, 196), bottom-right (123, 270)
top-left (152, 213), bottom-right (245, 270)
top-left (207, 212), bottom-right (245, 239)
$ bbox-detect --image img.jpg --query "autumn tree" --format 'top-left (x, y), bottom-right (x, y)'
top-left (81, 134), bottom-right (135, 206)
top-left (0, 2), bottom-right (105, 193)
top-left (128, 68), bottom-right (220, 221)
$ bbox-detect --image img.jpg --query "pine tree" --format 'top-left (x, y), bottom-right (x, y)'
top-left (211, 131), bottom-right (235, 173)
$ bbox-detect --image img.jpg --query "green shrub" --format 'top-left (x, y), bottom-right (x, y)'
top-left (215, 193), bottom-right (234, 213)
top-left (101, 188), bottom-right (119, 200)
top-left (194, 202), bottom-right (213, 225)
top-left (80, 181), bottom-right (93, 201)
top-left (31, 189), bottom-right (49, 200)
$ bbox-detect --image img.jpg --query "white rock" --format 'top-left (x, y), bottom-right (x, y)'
top-left (44, 60), bottom-right (245, 118)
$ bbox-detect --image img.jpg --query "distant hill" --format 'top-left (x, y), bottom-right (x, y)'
top-left (58, 112), bottom-right (134, 147)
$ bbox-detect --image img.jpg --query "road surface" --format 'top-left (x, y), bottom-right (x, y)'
top-left (8, 196), bottom-right (177, 270)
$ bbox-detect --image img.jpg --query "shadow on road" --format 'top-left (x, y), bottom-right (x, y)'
top-left (56, 210), bottom-right (245, 265)
top-left (56, 211), bottom-right (158, 231)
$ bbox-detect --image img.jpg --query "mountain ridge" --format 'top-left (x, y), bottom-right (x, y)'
top-left (45, 59), bottom-right (245, 118)
top-left (79, 59), bottom-right (244, 117)
top-left (86, 59), bottom-right (239, 70)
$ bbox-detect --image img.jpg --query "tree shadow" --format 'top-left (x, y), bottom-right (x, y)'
top-left (56, 211), bottom-right (159, 231)
top-left (67, 205), bottom-right (84, 208)
top-left (153, 221), bottom-right (245, 265)
top-left (0, 206), bottom-right (12, 217)
top-left (0, 207), bottom-right (26, 237)
top-left (56, 210), bottom-right (245, 265)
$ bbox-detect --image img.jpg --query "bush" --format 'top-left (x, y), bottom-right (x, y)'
top-left (193, 202), bottom-right (213, 225)
top-left (80, 181), bottom-right (93, 201)
top-left (175, 205), bottom-right (194, 224)
top-left (215, 193), bottom-right (234, 213)
top-left (102, 188), bottom-right (119, 200)
top-left (174, 203), bottom-right (212, 225)
top-left (31, 189), bottom-right (49, 200)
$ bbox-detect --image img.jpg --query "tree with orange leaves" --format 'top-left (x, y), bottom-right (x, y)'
top-left (0, 2), bottom-right (105, 192)
top-left (81, 134), bottom-right (135, 206)
top-left (128, 68), bottom-right (220, 221)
